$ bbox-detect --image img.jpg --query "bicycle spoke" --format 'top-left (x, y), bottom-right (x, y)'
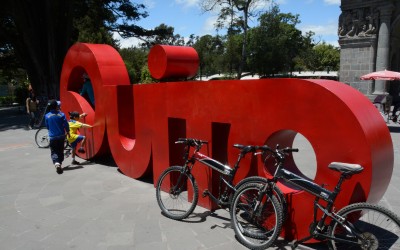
top-left (156, 166), bottom-right (198, 220)
top-left (231, 182), bottom-right (282, 249)
top-left (329, 203), bottom-right (400, 249)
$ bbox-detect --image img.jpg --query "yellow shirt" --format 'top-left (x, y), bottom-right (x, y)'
top-left (67, 120), bottom-right (83, 143)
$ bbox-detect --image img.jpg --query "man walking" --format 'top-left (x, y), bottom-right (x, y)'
top-left (45, 100), bottom-right (70, 174)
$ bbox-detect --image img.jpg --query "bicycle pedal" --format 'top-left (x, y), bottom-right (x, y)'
top-left (289, 242), bottom-right (298, 250)
top-left (202, 190), bottom-right (209, 197)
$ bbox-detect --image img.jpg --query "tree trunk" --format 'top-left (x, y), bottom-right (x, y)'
top-left (6, 0), bottom-right (75, 99)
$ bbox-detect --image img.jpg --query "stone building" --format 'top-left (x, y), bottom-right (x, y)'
top-left (339, 0), bottom-right (400, 102)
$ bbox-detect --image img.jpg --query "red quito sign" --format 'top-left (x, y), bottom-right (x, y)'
top-left (60, 43), bottom-right (393, 241)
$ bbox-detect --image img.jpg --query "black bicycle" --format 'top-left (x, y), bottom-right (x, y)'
top-left (230, 145), bottom-right (400, 249)
top-left (155, 138), bottom-right (284, 221)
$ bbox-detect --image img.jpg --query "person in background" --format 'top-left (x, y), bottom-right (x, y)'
top-left (67, 111), bottom-right (93, 165)
top-left (45, 100), bottom-right (69, 174)
top-left (26, 92), bottom-right (39, 129)
top-left (80, 73), bottom-right (95, 107)
top-left (392, 93), bottom-right (400, 122)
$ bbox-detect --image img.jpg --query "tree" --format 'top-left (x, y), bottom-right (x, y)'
top-left (0, 0), bottom-right (161, 98)
top-left (119, 47), bottom-right (147, 84)
top-left (247, 5), bottom-right (305, 76)
top-left (193, 35), bottom-right (225, 77)
top-left (200, 0), bottom-right (271, 79)
top-left (139, 24), bottom-right (184, 49)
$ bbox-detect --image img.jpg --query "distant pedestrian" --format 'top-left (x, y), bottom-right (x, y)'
top-left (80, 73), bottom-right (95, 107)
top-left (392, 93), bottom-right (400, 122)
top-left (67, 111), bottom-right (93, 165)
top-left (26, 92), bottom-right (39, 129)
top-left (45, 100), bottom-right (69, 174)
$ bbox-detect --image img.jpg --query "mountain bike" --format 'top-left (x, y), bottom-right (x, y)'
top-left (155, 138), bottom-right (285, 221)
top-left (230, 145), bottom-right (400, 249)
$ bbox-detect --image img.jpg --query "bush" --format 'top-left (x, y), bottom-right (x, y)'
top-left (0, 96), bottom-right (15, 106)
top-left (14, 85), bottom-right (29, 105)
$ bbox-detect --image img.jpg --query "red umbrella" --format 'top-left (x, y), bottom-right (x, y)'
top-left (360, 69), bottom-right (400, 81)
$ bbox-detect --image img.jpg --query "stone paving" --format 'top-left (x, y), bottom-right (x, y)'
top-left (0, 106), bottom-right (399, 250)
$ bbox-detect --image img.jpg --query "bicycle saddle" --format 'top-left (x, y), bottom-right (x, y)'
top-left (328, 162), bottom-right (363, 175)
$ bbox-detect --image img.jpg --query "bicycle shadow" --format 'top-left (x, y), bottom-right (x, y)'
top-left (62, 160), bottom-right (95, 171)
top-left (181, 209), bottom-right (328, 249)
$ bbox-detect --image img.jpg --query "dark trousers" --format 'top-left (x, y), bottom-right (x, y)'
top-left (393, 96), bottom-right (400, 116)
top-left (50, 137), bottom-right (65, 165)
top-left (28, 111), bottom-right (36, 127)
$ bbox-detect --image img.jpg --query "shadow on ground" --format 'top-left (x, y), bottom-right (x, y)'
top-left (0, 106), bottom-right (29, 131)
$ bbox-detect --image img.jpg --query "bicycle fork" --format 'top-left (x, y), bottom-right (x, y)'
top-left (249, 183), bottom-right (272, 219)
top-left (171, 166), bottom-right (191, 196)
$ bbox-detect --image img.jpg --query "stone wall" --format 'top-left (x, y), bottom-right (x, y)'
top-left (339, 0), bottom-right (399, 100)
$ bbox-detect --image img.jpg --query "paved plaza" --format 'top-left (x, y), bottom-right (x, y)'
top-left (0, 106), bottom-right (399, 250)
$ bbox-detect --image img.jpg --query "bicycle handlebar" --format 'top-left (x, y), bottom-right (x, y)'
top-left (175, 139), bottom-right (298, 159)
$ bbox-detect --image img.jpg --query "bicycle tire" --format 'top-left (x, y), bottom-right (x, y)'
top-left (234, 176), bottom-right (287, 222)
top-left (156, 166), bottom-right (198, 220)
top-left (328, 202), bottom-right (400, 249)
top-left (35, 127), bottom-right (50, 148)
top-left (230, 182), bottom-right (283, 249)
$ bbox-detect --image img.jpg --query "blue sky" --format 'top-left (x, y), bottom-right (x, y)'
top-left (116, 0), bottom-right (341, 48)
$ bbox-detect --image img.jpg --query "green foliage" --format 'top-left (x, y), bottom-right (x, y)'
top-left (247, 5), bottom-right (305, 76)
top-left (0, 0), bottom-right (340, 92)
top-left (193, 35), bottom-right (225, 76)
top-left (140, 24), bottom-right (185, 49)
top-left (140, 65), bottom-right (157, 84)
top-left (0, 0), bottom-right (161, 98)
top-left (119, 47), bottom-right (148, 83)
top-left (0, 96), bottom-right (15, 106)
top-left (14, 84), bottom-right (29, 105)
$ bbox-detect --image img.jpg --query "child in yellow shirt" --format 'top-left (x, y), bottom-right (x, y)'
top-left (67, 111), bottom-right (92, 165)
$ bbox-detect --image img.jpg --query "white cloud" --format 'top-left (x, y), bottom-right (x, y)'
top-left (325, 40), bottom-right (339, 47)
top-left (143, 0), bottom-right (156, 9)
top-left (175, 0), bottom-right (200, 8)
top-left (201, 15), bottom-right (218, 35)
top-left (113, 32), bottom-right (142, 48)
top-left (324, 0), bottom-right (340, 5)
top-left (300, 22), bottom-right (338, 37)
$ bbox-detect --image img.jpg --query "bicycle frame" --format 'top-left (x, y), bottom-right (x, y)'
top-left (266, 147), bottom-right (365, 247)
top-left (180, 139), bottom-right (252, 207)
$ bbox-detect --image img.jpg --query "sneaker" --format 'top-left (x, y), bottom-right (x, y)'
top-left (78, 147), bottom-right (85, 153)
top-left (55, 163), bottom-right (63, 174)
top-left (71, 160), bottom-right (80, 165)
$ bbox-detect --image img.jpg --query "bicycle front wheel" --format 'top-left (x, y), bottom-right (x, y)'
top-left (234, 176), bottom-right (287, 222)
top-left (156, 166), bottom-right (198, 220)
top-left (35, 127), bottom-right (50, 148)
top-left (328, 202), bottom-right (400, 249)
top-left (230, 182), bottom-right (283, 249)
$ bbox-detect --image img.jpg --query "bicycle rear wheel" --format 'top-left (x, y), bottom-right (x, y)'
top-left (156, 166), bottom-right (198, 220)
top-left (230, 182), bottom-right (283, 249)
top-left (328, 202), bottom-right (400, 249)
top-left (35, 127), bottom-right (50, 148)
